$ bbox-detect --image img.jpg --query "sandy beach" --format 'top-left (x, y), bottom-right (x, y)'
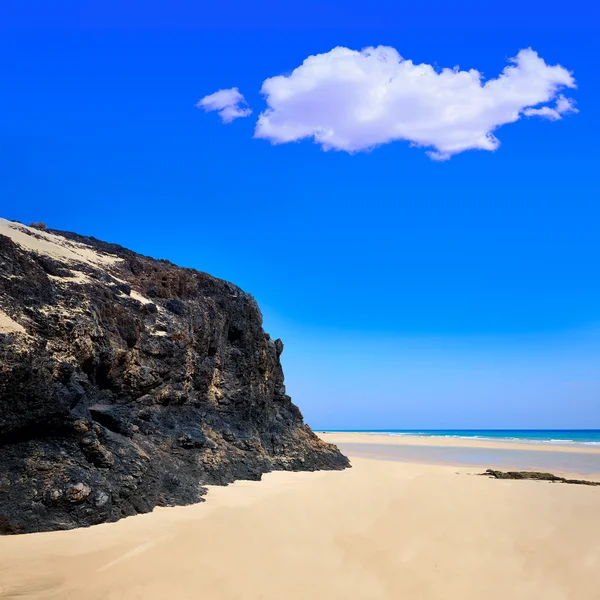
top-left (1, 434), bottom-right (600, 599)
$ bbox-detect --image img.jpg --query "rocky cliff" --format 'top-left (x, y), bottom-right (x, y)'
top-left (0, 218), bottom-right (348, 534)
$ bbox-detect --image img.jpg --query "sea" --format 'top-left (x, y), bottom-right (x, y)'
top-left (324, 430), bottom-right (600, 475)
top-left (325, 430), bottom-right (600, 446)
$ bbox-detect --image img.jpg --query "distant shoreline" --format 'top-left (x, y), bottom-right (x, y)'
top-left (318, 430), bottom-right (600, 449)
top-left (319, 432), bottom-right (600, 477)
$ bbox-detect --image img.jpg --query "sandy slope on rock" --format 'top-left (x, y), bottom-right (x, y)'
top-left (1, 451), bottom-right (599, 599)
top-left (0, 310), bottom-right (25, 334)
top-left (0, 218), bottom-right (121, 268)
top-left (0, 218), bottom-right (157, 308)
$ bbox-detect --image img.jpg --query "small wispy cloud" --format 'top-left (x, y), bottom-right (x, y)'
top-left (198, 47), bottom-right (578, 159)
top-left (523, 94), bottom-right (578, 121)
top-left (196, 87), bottom-right (252, 123)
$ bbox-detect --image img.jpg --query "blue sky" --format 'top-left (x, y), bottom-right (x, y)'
top-left (1, 0), bottom-right (599, 428)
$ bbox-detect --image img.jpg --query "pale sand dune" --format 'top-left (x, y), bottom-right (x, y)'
top-left (0, 310), bottom-right (25, 334)
top-left (129, 289), bottom-right (157, 306)
top-left (1, 450), bottom-right (600, 599)
top-left (0, 219), bottom-right (157, 306)
top-left (0, 218), bottom-right (121, 268)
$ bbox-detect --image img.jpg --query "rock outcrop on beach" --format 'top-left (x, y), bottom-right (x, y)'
top-left (482, 469), bottom-right (600, 486)
top-left (0, 219), bottom-right (349, 534)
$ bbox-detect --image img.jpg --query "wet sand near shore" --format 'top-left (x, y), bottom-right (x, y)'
top-left (321, 433), bottom-right (600, 476)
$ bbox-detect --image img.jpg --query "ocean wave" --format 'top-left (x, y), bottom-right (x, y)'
top-left (359, 431), bottom-right (600, 446)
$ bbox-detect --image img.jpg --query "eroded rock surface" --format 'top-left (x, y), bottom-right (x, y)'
top-left (0, 219), bottom-right (348, 534)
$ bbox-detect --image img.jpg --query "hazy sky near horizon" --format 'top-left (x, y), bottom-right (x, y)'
top-left (1, 0), bottom-right (599, 428)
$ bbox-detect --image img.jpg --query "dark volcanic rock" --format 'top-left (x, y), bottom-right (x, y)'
top-left (0, 219), bottom-right (349, 534)
top-left (481, 469), bottom-right (600, 486)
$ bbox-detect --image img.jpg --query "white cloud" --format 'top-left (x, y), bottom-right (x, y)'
top-left (523, 94), bottom-right (578, 121)
top-left (252, 46), bottom-right (577, 159)
top-left (197, 87), bottom-right (251, 123)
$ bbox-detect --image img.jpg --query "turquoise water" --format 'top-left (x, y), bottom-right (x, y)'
top-left (324, 430), bottom-right (600, 446)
